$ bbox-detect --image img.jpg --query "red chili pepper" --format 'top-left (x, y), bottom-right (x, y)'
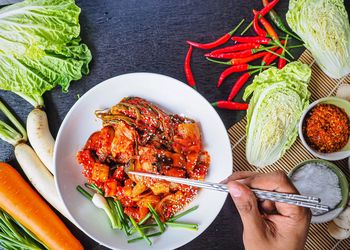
top-left (186, 19), bottom-right (245, 50)
top-left (184, 45), bottom-right (196, 88)
top-left (232, 36), bottom-right (272, 45)
top-left (217, 64), bottom-right (267, 87)
top-left (278, 57), bottom-right (287, 69)
top-left (207, 51), bottom-right (268, 66)
top-left (210, 43), bottom-right (261, 55)
top-left (227, 70), bottom-right (259, 101)
top-left (212, 101), bottom-right (249, 111)
top-left (258, 14), bottom-right (279, 42)
top-left (205, 49), bottom-right (254, 59)
top-left (266, 47), bottom-right (283, 65)
top-left (253, 10), bottom-right (267, 37)
top-left (260, 0), bottom-right (280, 17)
top-left (261, 53), bottom-right (271, 66)
top-left (207, 43), bottom-right (283, 59)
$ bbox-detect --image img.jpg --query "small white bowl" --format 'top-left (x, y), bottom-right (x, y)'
top-left (289, 159), bottom-right (349, 224)
top-left (298, 97), bottom-right (350, 161)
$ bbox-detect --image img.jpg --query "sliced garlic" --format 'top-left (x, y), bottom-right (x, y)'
top-left (334, 207), bottom-right (350, 230)
top-left (328, 221), bottom-right (350, 240)
top-left (336, 83), bottom-right (350, 101)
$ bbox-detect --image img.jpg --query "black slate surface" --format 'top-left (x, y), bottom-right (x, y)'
top-left (2, 0), bottom-right (349, 249)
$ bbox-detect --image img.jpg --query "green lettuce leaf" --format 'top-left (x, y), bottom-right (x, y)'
top-left (286, 0), bottom-right (350, 79)
top-left (244, 62), bottom-right (311, 168)
top-left (0, 0), bottom-right (91, 106)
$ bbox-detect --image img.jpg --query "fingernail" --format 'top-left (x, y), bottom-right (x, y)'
top-left (236, 179), bottom-right (246, 183)
top-left (228, 182), bottom-right (242, 197)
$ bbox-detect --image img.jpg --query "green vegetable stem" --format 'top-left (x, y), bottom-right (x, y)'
top-left (0, 210), bottom-right (46, 249)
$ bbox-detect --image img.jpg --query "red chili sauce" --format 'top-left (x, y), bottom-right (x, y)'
top-left (304, 104), bottom-right (350, 153)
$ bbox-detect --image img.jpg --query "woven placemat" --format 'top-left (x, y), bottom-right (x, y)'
top-left (228, 50), bottom-right (350, 250)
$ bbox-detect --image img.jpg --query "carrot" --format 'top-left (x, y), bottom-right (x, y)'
top-left (0, 163), bottom-right (83, 250)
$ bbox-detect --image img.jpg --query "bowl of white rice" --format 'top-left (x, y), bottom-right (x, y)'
top-left (289, 159), bottom-right (349, 224)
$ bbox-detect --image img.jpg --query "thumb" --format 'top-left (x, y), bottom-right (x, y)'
top-left (228, 181), bottom-right (265, 235)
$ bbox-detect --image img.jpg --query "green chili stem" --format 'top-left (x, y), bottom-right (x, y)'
top-left (240, 21), bottom-right (253, 35)
top-left (206, 57), bottom-right (232, 65)
top-left (282, 34), bottom-right (289, 57)
top-left (76, 185), bottom-right (93, 200)
top-left (228, 19), bottom-right (245, 36)
top-left (127, 232), bottom-right (162, 244)
top-left (272, 40), bottom-right (294, 59)
top-left (168, 205), bottom-right (199, 222)
top-left (261, 48), bottom-right (291, 62)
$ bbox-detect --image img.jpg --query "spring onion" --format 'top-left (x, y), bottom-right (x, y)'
top-left (127, 232), bottom-right (162, 243)
top-left (168, 205), bottom-right (199, 222)
top-left (129, 217), bottom-right (152, 246)
top-left (147, 203), bottom-right (165, 233)
top-left (76, 186), bottom-right (93, 201)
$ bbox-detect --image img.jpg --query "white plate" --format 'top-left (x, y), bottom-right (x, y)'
top-left (54, 73), bottom-right (233, 250)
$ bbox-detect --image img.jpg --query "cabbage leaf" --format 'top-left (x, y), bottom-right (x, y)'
top-left (286, 0), bottom-right (350, 79)
top-left (243, 62), bottom-right (311, 168)
top-left (0, 0), bottom-right (91, 106)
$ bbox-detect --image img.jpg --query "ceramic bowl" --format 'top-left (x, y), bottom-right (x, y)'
top-left (54, 73), bottom-right (233, 250)
top-left (298, 97), bottom-right (350, 161)
top-left (289, 159), bottom-right (349, 224)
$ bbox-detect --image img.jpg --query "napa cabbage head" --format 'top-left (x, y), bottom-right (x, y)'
top-left (243, 62), bottom-right (311, 168)
top-left (286, 0), bottom-right (350, 79)
top-left (0, 0), bottom-right (91, 107)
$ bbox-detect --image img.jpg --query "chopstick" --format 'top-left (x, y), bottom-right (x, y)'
top-left (127, 171), bottom-right (329, 212)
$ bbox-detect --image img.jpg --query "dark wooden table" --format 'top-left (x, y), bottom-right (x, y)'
top-left (0, 0), bottom-right (319, 249)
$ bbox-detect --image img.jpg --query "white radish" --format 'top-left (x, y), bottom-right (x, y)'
top-left (0, 100), bottom-right (77, 226)
top-left (15, 143), bottom-right (73, 222)
top-left (328, 221), bottom-right (350, 240)
top-left (27, 108), bottom-right (55, 174)
top-left (334, 206), bottom-right (350, 230)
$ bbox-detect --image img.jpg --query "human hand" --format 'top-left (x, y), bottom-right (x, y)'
top-left (224, 171), bottom-right (311, 250)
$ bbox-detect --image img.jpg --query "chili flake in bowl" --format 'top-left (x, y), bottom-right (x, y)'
top-left (298, 97), bottom-right (350, 161)
top-left (304, 104), bottom-right (350, 153)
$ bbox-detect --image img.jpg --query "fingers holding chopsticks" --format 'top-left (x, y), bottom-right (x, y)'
top-left (224, 170), bottom-right (311, 219)
top-left (239, 170), bottom-right (309, 219)
top-left (225, 171), bottom-right (311, 250)
top-left (227, 181), bottom-right (266, 240)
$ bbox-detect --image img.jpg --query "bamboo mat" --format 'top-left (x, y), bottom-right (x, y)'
top-left (228, 50), bottom-right (350, 250)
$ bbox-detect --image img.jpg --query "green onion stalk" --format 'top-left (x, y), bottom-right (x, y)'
top-left (0, 210), bottom-right (47, 250)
